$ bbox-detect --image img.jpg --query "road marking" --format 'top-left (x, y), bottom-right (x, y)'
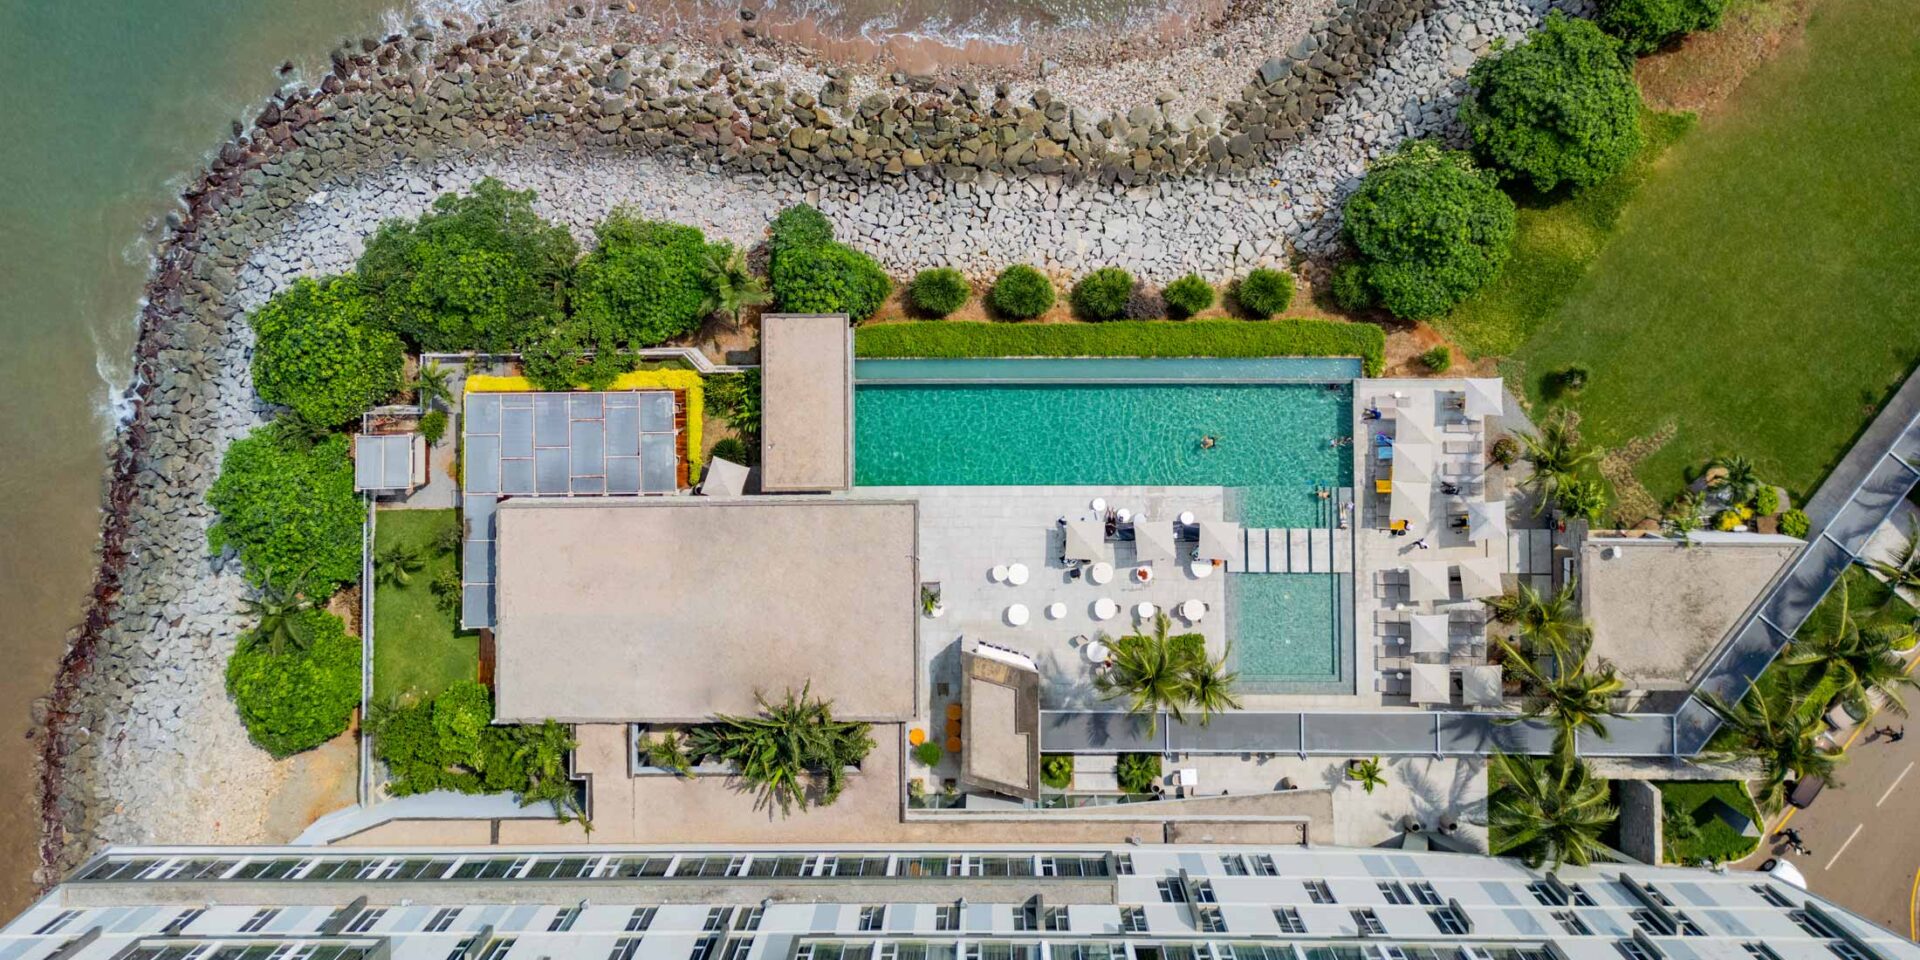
top-left (1909, 866), bottom-right (1919, 941)
top-left (1880, 762), bottom-right (1916, 807)
top-left (1828, 823), bottom-right (1864, 871)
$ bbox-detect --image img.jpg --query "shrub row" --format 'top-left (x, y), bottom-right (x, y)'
top-left (854, 319), bottom-right (1386, 376)
top-left (911, 266), bottom-right (1300, 322)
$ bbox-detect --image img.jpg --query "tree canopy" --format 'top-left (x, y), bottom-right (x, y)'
top-left (570, 212), bottom-right (723, 347)
top-left (226, 608), bottom-right (361, 757)
top-left (1597, 0), bottom-right (1727, 55)
top-left (1343, 140), bottom-right (1518, 319)
top-left (356, 178), bottom-right (577, 351)
top-left (1462, 14), bottom-right (1644, 192)
top-left (206, 423), bottom-right (365, 598)
top-left (249, 276), bottom-right (403, 428)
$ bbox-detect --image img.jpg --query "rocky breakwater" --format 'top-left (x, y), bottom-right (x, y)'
top-left (41, 0), bottom-right (1577, 881)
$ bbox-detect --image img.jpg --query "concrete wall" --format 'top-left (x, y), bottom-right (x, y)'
top-left (1617, 779), bottom-right (1665, 865)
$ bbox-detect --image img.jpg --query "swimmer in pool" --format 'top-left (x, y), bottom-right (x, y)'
top-left (1200, 434), bottom-right (1218, 450)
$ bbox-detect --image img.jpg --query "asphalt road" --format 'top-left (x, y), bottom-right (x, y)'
top-left (1752, 717), bottom-right (1920, 939)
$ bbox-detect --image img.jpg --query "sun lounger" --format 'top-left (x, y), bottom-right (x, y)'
top-left (1443, 440), bottom-right (1480, 455)
top-left (1373, 607), bottom-right (1411, 623)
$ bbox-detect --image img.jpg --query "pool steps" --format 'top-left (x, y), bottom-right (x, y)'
top-left (1222, 525), bottom-right (1353, 574)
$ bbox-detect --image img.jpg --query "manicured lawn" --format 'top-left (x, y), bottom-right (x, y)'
top-left (371, 508), bottom-right (478, 704)
top-left (855, 319), bottom-right (1386, 375)
top-left (1660, 780), bottom-right (1761, 864)
top-left (1505, 0), bottom-right (1920, 506)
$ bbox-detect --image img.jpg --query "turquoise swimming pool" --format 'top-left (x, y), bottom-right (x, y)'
top-left (853, 359), bottom-right (1354, 528)
top-left (854, 357), bottom-right (1356, 690)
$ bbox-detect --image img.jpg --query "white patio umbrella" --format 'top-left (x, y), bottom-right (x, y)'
top-left (1456, 557), bottom-right (1505, 600)
top-left (1462, 664), bottom-right (1504, 707)
top-left (1409, 614), bottom-right (1450, 656)
top-left (1391, 443), bottom-right (1436, 483)
top-left (1410, 662), bottom-right (1451, 705)
top-left (1462, 378), bottom-right (1505, 420)
top-left (1390, 481), bottom-right (1433, 527)
top-left (1195, 521), bottom-right (1242, 563)
top-left (1407, 561), bottom-right (1451, 603)
top-left (699, 456), bottom-right (749, 498)
top-left (1393, 396), bottom-right (1440, 444)
top-left (1063, 518), bottom-right (1106, 562)
top-left (1466, 499), bottom-right (1509, 543)
top-left (1132, 519), bottom-right (1177, 564)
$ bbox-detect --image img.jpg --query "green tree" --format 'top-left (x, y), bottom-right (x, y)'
top-left (1488, 753), bottom-right (1617, 868)
top-left (1462, 14), bottom-right (1644, 192)
top-left (1702, 690), bottom-right (1844, 813)
top-left (768, 203), bottom-right (836, 257)
top-left (356, 178), bottom-right (577, 351)
top-left (1095, 615), bottom-right (1191, 733)
top-left (1784, 579), bottom-right (1920, 718)
top-left (409, 359), bottom-right (454, 411)
top-left (701, 243), bottom-right (772, 329)
top-left (571, 212), bottom-right (723, 347)
top-left (770, 241), bottom-right (892, 320)
top-left (1869, 520), bottom-right (1920, 595)
top-left (1342, 140), bottom-right (1517, 319)
top-left (375, 541), bottom-right (427, 588)
top-left (1555, 475), bottom-right (1612, 524)
top-left (1519, 407), bottom-right (1601, 516)
top-left (686, 685), bottom-right (876, 815)
top-left (206, 424), bottom-right (365, 597)
top-left (248, 276), bottom-right (404, 428)
top-left (226, 608), bottom-right (361, 757)
top-left (1488, 581), bottom-right (1592, 658)
top-left (1235, 268), bottom-right (1296, 319)
top-left (1183, 642), bottom-right (1243, 726)
top-left (1347, 756), bottom-right (1388, 794)
top-left (1708, 453), bottom-right (1761, 506)
top-left (238, 572), bottom-right (319, 657)
top-left (1161, 274), bottom-right (1215, 319)
top-left (1597, 0), bottom-right (1727, 55)
top-left (1497, 634), bottom-right (1624, 765)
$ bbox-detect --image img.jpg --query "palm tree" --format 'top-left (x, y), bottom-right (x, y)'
top-left (1708, 454), bottom-right (1761, 506)
top-left (1519, 408), bottom-right (1600, 516)
top-left (1183, 643), bottom-right (1243, 726)
top-left (502, 719), bottom-right (589, 826)
top-left (1702, 691), bottom-right (1844, 813)
top-left (1555, 475), bottom-right (1610, 525)
top-left (688, 684), bottom-right (875, 815)
top-left (1497, 636), bottom-right (1623, 765)
top-left (409, 360), bottom-right (454, 410)
top-left (239, 572), bottom-right (318, 656)
top-left (1095, 614), bottom-right (1190, 733)
top-left (1487, 581), bottom-right (1591, 659)
top-left (1868, 519), bottom-right (1920, 595)
top-left (1784, 579), bottom-right (1920, 718)
top-left (1487, 752), bottom-right (1616, 869)
top-left (1347, 756), bottom-right (1388, 794)
top-left (375, 542), bottom-right (427, 588)
top-left (701, 243), bottom-right (772, 329)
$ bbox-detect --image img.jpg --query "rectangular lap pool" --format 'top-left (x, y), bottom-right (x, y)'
top-left (854, 357), bottom-right (1357, 691)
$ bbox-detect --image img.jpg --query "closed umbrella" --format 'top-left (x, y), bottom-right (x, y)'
top-left (1407, 561), bottom-right (1451, 603)
top-left (1132, 519), bottom-right (1177, 564)
top-left (1467, 499), bottom-right (1509, 543)
top-left (1462, 379), bottom-right (1505, 420)
top-left (1196, 521), bottom-right (1241, 563)
top-left (1064, 518), bottom-right (1106, 562)
top-left (1457, 557), bottom-right (1505, 600)
top-left (1391, 481), bottom-right (1433, 527)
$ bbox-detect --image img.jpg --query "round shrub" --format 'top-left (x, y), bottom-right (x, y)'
top-left (989, 264), bottom-right (1055, 320)
top-left (570, 211), bottom-right (723, 347)
top-left (710, 436), bottom-right (753, 466)
top-left (419, 409), bottom-right (448, 445)
top-left (909, 267), bottom-right (971, 317)
top-left (1780, 509), bottom-right (1810, 539)
top-left (1330, 262), bottom-right (1376, 311)
top-left (1236, 268), bottom-right (1297, 318)
top-left (912, 741), bottom-right (944, 767)
top-left (1343, 140), bottom-right (1518, 320)
top-left (1116, 752), bottom-right (1162, 794)
top-left (768, 203), bottom-right (836, 256)
top-left (206, 423), bottom-right (365, 597)
top-left (1598, 0), bottom-right (1727, 54)
top-left (1162, 274), bottom-right (1215, 319)
top-left (1461, 14), bottom-right (1644, 192)
top-left (356, 178), bottom-right (577, 351)
top-left (1755, 486), bottom-right (1782, 516)
top-left (249, 276), bottom-right (404, 428)
top-left (1070, 267), bottom-right (1135, 321)
top-left (226, 609), bottom-right (361, 757)
top-left (770, 241), bottom-right (892, 321)
top-left (1421, 345), bottom-right (1454, 373)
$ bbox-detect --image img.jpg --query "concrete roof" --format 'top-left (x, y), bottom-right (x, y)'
top-left (491, 497), bottom-right (918, 723)
top-left (1581, 535), bottom-right (1798, 690)
top-left (961, 650), bottom-right (1042, 800)
top-left (759, 313), bottom-right (852, 492)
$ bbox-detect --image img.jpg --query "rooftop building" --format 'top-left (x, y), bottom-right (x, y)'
top-left (760, 314), bottom-right (853, 493)
top-left (9, 844), bottom-right (1914, 960)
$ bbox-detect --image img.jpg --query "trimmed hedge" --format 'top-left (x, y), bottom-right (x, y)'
top-left (855, 319), bottom-right (1385, 375)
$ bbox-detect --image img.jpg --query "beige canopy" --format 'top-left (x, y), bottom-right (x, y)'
top-left (1410, 662), bottom-right (1451, 705)
top-left (1392, 444), bottom-right (1436, 483)
top-left (1407, 561), bottom-right (1451, 603)
top-left (1462, 379), bottom-right (1505, 420)
top-left (1132, 519), bottom-right (1177, 564)
top-left (1391, 481), bottom-right (1433, 527)
top-left (1195, 521), bottom-right (1242, 563)
top-left (1063, 518), bottom-right (1106, 562)
top-left (1409, 614), bottom-right (1451, 656)
top-left (1457, 557), bottom-right (1506, 600)
top-left (1467, 499), bottom-right (1509, 543)
top-left (1463, 664), bottom-right (1504, 707)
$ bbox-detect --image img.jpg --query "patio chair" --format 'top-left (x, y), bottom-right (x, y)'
top-left (1373, 608), bottom-right (1411, 624)
top-left (1444, 421), bottom-right (1480, 435)
top-left (1443, 440), bottom-right (1480, 455)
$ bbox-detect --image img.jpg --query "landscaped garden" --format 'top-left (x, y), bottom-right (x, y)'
top-left (1660, 780), bottom-right (1762, 864)
top-left (370, 508), bottom-right (476, 704)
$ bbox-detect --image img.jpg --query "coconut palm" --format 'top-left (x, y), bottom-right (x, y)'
top-left (1347, 756), bottom-right (1388, 794)
top-left (701, 243), bottom-right (772, 329)
top-left (1708, 454), bottom-right (1761, 506)
top-left (1554, 475), bottom-right (1610, 525)
top-left (408, 360), bottom-right (454, 410)
top-left (1487, 752), bottom-right (1616, 869)
top-left (1487, 581), bottom-right (1591, 659)
top-left (375, 542), bottom-right (427, 588)
top-left (1868, 519), bottom-right (1920, 595)
top-left (1095, 615), bottom-right (1190, 734)
top-left (1701, 690), bottom-right (1844, 813)
top-left (238, 571), bottom-right (317, 656)
top-left (688, 684), bottom-right (875, 815)
top-left (1784, 579), bottom-right (1919, 718)
top-left (1183, 643), bottom-right (1244, 727)
top-left (1519, 407), bottom-right (1600, 516)
top-left (1497, 636), bottom-right (1623, 764)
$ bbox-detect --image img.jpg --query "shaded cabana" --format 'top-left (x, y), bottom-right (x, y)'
top-left (699, 456), bottom-right (749, 498)
top-left (1392, 443), bottom-right (1435, 483)
top-left (1390, 481), bottom-right (1433, 527)
top-left (1463, 664), bottom-right (1505, 707)
top-left (1409, 614), bottom-right (1451, 657)
top-left (1392, 398), bottom-right (1440, 445)
top-left (1410, 661), bottom-right (1451, 705)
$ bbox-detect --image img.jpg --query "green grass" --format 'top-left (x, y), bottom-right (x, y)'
top-left (1438, 111), bottom-right (1695, 359)
top-left (1506, 0), bottom-right (1920, 505)
top-left (855, 319), bottom-right (1386, 375)
top-left (371, 508), bottom-right (478, 704)
top-left (1660, 780), bottom-right (1762, 864)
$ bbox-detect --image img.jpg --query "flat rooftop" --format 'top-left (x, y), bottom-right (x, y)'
top-left (492, 497), bottom-right (918, 723)
top-left (961, 649), bottom-right (1042, 800)
top-left (1581, 534), bottom-right (1798, 690)
top-left (759, 313), bottom-right (852, 492)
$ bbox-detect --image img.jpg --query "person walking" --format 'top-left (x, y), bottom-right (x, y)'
top-left (1410, 538), bottom-right (1429, 550)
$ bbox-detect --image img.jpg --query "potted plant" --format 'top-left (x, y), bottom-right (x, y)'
top-left (921, 584), bottom-right (945, 619)
top-left (1346, 756), bottom-right (1387, 794)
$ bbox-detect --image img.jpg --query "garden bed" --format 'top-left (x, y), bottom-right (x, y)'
top-left (1660, 780), bottom-right (1762, 864)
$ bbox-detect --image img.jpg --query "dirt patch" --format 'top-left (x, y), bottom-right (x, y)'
top-left (326, 585), bottom-right (361, 638)
top-left (1598, 420), bottom-right (1679, 524)
top-left (1635, 0), bottom-right (1817, 114)
top-left (259, 727), bottom-right (361, 842)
